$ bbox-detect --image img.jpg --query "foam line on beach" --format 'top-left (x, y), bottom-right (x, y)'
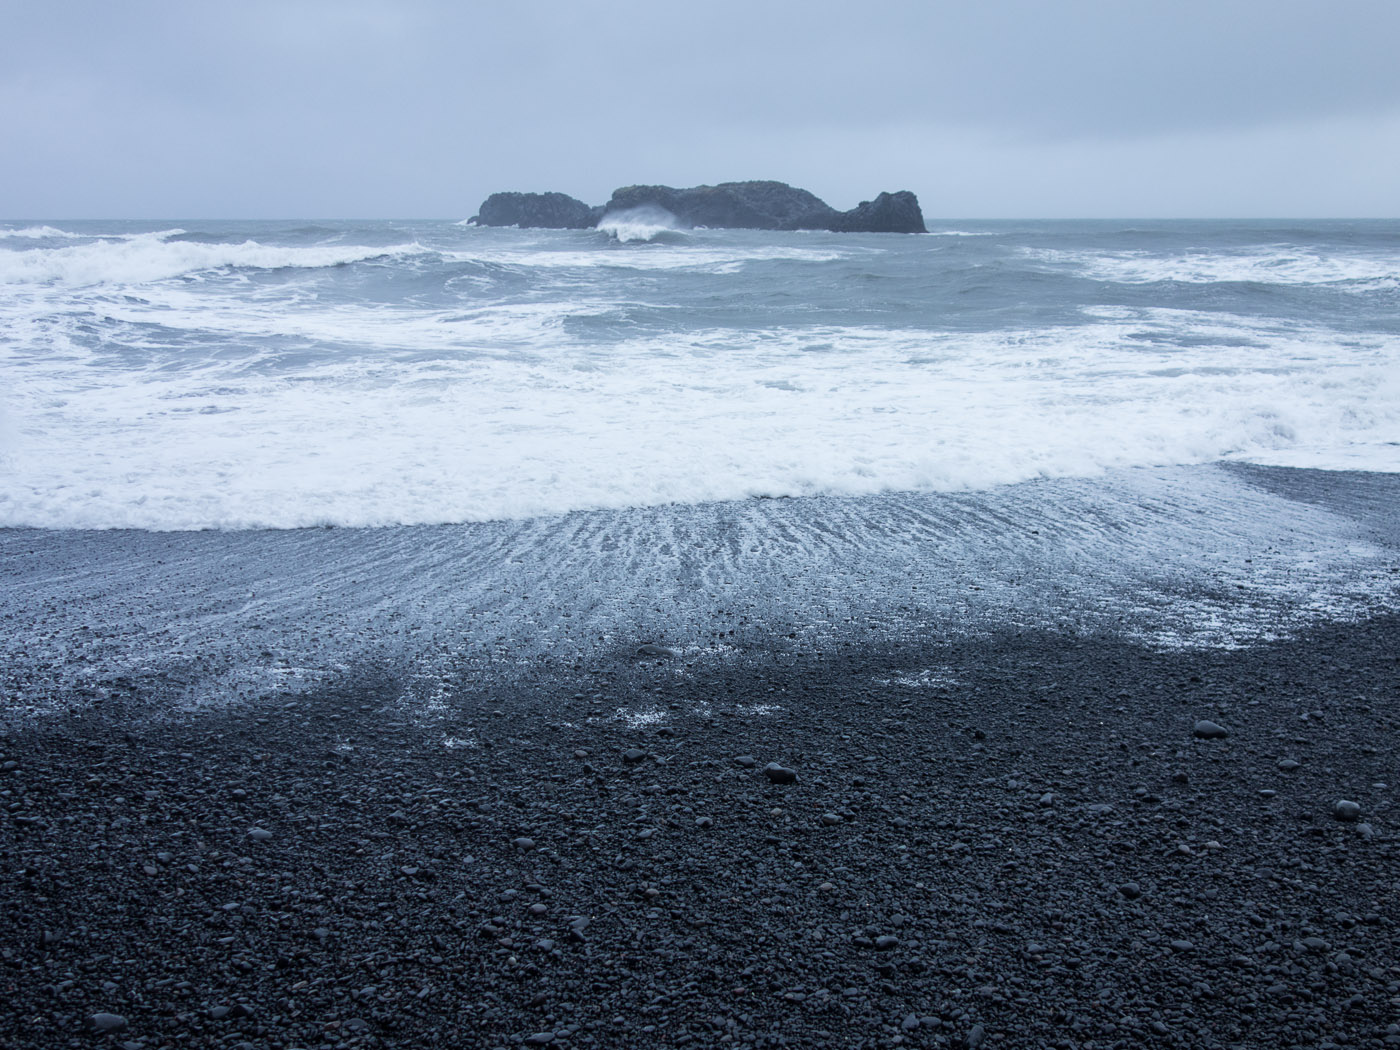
top-left (1, 464), bottom-right (1396, 726)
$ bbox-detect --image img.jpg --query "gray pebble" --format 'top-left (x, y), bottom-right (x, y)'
top-left (1333, 800), bottom-right (1362, 822)
top-left (1193, 720), bottom-right (1228, 739)
top-left (88, 1014), bottom-right (127, 1033)
top-left (763, 763), bottom-right (796, 784)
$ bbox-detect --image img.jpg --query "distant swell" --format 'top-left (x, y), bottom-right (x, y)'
top-left (0, 225), bottom-right (89, 240)
top-left (0, 231), bottom-right (429, 287)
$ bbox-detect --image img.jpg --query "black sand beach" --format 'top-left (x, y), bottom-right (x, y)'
top-left (2, 464), bottom-right (1397, 1049)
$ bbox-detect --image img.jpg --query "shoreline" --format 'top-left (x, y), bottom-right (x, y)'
top-left (1, 463), bottom-right (1398, 1047)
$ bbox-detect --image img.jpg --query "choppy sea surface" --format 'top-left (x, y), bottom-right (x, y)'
top-left (1, 217), bottom-right (1397, 530)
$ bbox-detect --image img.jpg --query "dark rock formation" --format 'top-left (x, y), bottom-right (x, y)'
top-left (470, 191), bottom-right (603, 229)
top-left (826, 191), bottom-right (928, 234)
top-left (601, 181), bottom-right (839, 231)
top-left (469, 181), bottom-right (926, 233)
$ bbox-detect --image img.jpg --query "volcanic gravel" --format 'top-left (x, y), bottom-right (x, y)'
top-left (2, 464), bottom-right (1398, 1049)
top-left (3, 613), bottom-right (1398, 1050)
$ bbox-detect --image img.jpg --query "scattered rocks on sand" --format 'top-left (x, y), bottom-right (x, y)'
top-left (4, 552), bottom-right (1397, 1050)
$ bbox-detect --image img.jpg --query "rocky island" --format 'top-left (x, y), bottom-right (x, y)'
top-left (469, 180), bottom-right (927, 234)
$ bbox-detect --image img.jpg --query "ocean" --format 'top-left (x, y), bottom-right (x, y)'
top-left (2, 217), bottom-right (1397, 531)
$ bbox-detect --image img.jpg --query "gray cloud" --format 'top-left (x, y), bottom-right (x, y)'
top-left (3, 0), bottom-right (1398, 216)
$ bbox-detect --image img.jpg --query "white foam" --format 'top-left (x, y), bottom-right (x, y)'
top-left (1023, 245), bottom-right (1400, 286)
top-left (1, 301), bottom-right (1395, 530)
top-left (2, 221), bottom-right (1397, 531)
top-left (597, 205), bottom-right (685, 243)
top-left (615, 706), bottom-right (668, 729)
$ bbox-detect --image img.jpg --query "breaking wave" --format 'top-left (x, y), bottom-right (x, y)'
top-left (597, 205), bottom-right (688, 244)
top-left (0, 230), bottom-right (428, 287)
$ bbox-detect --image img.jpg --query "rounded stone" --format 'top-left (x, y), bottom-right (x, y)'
top-left (1193, 720), bottom-right (1228, 740)
top-left (88, 1014), bottom-right (128, 1033)
top-left (762, 763), bottom-right (797, 784)
top-left (1333, 800), bottom-right (1362, 822)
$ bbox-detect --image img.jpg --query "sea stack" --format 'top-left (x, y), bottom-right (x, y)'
top-left (469, 180), bottom-right (927, 234)
top-left (469, 191), bottom-right (603, 230)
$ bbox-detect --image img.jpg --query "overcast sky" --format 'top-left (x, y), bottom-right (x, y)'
top-left (4, 0), bottom-right (1399, 218)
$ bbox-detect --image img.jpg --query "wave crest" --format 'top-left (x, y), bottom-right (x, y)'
top-left (597, 205), bottom-right (687, 244)
top-left (0, 225), bottom-right (88, 240)
top-left (1024, 245), bottom-right (1400, 286)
